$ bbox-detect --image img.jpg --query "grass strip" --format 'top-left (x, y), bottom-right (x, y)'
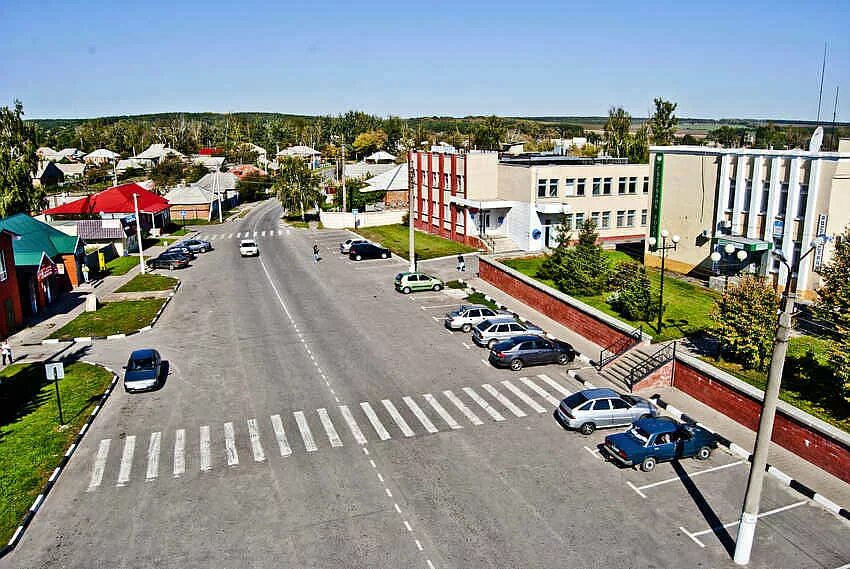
top-left (356, 224), bottom-right (477, 260)
top-left (115, 274), bottom-right (178, 293)
top-left (49, 298), bottom-right (166, 339)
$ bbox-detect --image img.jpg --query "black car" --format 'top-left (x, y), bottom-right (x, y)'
top-left (488, 334), bottom-right (575, 371)
top-left (148, 251), bottom-right (191, 270)
top-left (165, 244), bottom-right (196, 258)
top-left (123, 348), bottom-right (163, 392)
top-left (349, 242), bottom-right (391, 261)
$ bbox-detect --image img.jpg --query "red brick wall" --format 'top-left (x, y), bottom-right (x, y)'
top-left (633, 360), bottom-right (674, 391)
top-left (674, 360), bottom-right (850, 484)
top-left (0, 233), bottom-right (23, 337)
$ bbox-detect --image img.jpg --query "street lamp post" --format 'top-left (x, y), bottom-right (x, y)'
top-left (711, 243), bottom-right (749, 290)
top-left (647, 229), bottom-right (680, 333)
top-left (132, 193), bottom-right (146, 274)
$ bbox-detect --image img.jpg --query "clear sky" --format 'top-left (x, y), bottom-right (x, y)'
top-left (1, 0), bottom-right (848, 121)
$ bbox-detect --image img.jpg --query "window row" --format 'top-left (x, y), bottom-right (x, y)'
top-left (537, 176), bottom-right (650, 198)
top-left (725, 178), bottom-right (809, 220)
top-left (415, 170), bottom-right (465, 192)
top-left (558, 209), bottom-right (648, 230)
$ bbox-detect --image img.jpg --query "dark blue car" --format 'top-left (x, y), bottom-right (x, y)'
top-left (123, 349), bottom-right (163, 393)
top-left (603, 417), bottom-right (718, 472)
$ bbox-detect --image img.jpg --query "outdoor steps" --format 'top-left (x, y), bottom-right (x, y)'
top-left (488, 235), bottom-right (522, 254)
top-left (575, 344), bottom-right (665, 392)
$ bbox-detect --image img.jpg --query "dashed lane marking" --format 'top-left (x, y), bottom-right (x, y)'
top-left (173, 429), bottom-right (185, 477)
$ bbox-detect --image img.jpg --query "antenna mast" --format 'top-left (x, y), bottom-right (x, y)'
top-left (816, 43), bottom-right (828, 124)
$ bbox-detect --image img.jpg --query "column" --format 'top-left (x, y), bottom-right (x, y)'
top-left (732, 154), bottom-right (749, 234)
top-left (427, 153), bottom-right (433, 231)
top-left (715, 153), bottom-right (731, 232)
top-left (438, 153), bottom-right (445, 235)
top-left (797, 158), bottom-right (822, 292)
top-left (746, 156), bottom-right (764, 238)
top-left (416, 152), bottom-right (423, 225)
top-left (781, 157), bottom-right (802, 287)
top-left (450, 155), bottom-right (458, 240)
top-left (762, 157), bottom-right (783, 243)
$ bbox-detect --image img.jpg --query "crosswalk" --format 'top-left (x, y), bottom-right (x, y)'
top-left (192, 228), bottom-right (288, 241)
top-left (86, 374), bottom-right (572, 491)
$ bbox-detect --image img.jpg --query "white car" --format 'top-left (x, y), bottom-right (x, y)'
top-left (339, 238), bottom-right (375, 254)
top-left (239, 239), bottom-right (259, 257)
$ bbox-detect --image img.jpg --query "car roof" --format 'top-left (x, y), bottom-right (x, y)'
top-left (459, 304), bottom-right (488, 310)
top-left (503, 334), bottom-right (545, 344)
top-left (579, 388), bottom-right (619, 399)
top-left (240, 239), bottom-right (256, 244)
top-left (634, 416), bottom-right (680, 434)
top-left (129, 348), bottom-right (158, 359)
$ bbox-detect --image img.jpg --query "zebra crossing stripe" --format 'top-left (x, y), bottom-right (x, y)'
top-left (270, 414), bottom-right (292, 457)
top-left (339, 405), bottom-right (367, 444)
top-left (482, 383), bottom-right (526, 417)
top-left (261, 230), bottom-right (266, 236)
top-left (173, 429), bottom-right (186, 477)
top-left (224, 422), bottom-right (239, 466)
top-left (501, 380), bottom-right (545, 413)
top-left (537, 374), bottom-right (571, 396)
top-left (463, 387), bottom-right (506, 422)
top-left (294, 411), bottom-right (317, 452)
top-left (443, 389), bottom-right (483, 425)
top-left (88, 439), bottom-right (110, 491)
top-left (360, 402), bottom-right (391, 440)
top-left (403, 396), bottom-right (438, 434)
top-left (382, 399), bottom-right (414, 437)
top-left (424, 393), bottom-right (462, 430)
top-left (278, 230), bottom-right (282, 236)
top-left (253, 231), bottom-right (257, 236)
top-left (227, 233), bottom-right (233, 238)
top-left (145, 432), bottom-right (161, 481)
top-left (317, 408), bottom-right (343, 447)
top-left (200, 425), bottom-right (211, 471)
top-left (247, 419), bottom-right (266, 462)
top-left (236, 232), bottom-right (242, 238)
top-left (117, 435), bottom-right (136, 487)
top-left (520, 377), bottom-right (560, 406)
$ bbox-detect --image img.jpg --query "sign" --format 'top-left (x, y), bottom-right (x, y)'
top-left (180, 210), bottom-right (187, 219)
top-left (531, 229), bottom-right (542, 240)
top-left (37, 259), bottom-right (57, 281)
top-left (648, 154), bottom-right (664, 251)
top-left (773, 219), bottom-right (784, 235)
top-left (352, 208), bottom-right (359, 215)
top-left (45, 362), bottom-right (64, 380)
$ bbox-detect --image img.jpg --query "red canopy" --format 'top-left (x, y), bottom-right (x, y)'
top-left (44, 183), bottom-right (170, 216)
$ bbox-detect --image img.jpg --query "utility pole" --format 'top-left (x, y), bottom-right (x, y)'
top-left (132, 193), bottom-right (146, 274)
top-left (341, 142), bottom-right (347, 213)
top-left (408, 151), bottom-right (415, 272)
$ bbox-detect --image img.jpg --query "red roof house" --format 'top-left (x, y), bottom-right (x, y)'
top-left (43, 183), bottom-right (171, 230)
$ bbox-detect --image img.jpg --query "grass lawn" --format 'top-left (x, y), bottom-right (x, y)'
top-left (115, 273), bottom-right (178, 293)
top-left (0, 362), bottom-right (113, 544)
top-left (464, 291), bottom-right (499, 310)
top-left (356, 224), bottom-right (477, 260)
top-left (105, 255), bottom-right (147, 276)
top-left (49, 298), bottom-right (166, 339)
top-left (171, 227), bottom-right (189, 236)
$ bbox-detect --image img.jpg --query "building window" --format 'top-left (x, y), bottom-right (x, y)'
top-left (778, 183), bottom-right (789, 216)
top-left (563, 214), bottom-right (573, 231)
top-left (537, 179), bottom-right (547, 198)
top-left (742, 180), bottom-right (752, 213)
top-left (0, 251), bottom-right (6, 282)
top-left (575, 212), bottom-right (585, 227)
top-left (642, 176), bottom-right (649, 193)
top-left (601, 211), bottom-right (610, 229)
top-left (627, 209), bottom-right (636, 227)
top-left (796, 184), bottom-right (808, 219)
top-left (641, 209), bottom-right (648, 226)
top-left (592, 178), bottom-right (601, 196)
top-left (727, 179), bottom-right (736, 211)
top-left (760, 185), bottom-right (769, 214)
top-left (433, 173), bottom-right (438, 186)
top-left (564, 178), bottom-right (576, 196)
top-left (549, 179), bottom-right (558, 197)
top-left (444, 173), bottom-right (449, 187)
top-left (603, 177), bottom-right (612, 195)
top-left (618, 178), bottom-right (626, 195)
top-left (576, 178), bottom-right (586, 196)
top-left (458, 176), bottom-right (464, 193)
top-left (628, 177), bottom-right (637, 194)
top-left (591, 211), bottom-right (601, 227)
top-left (616, 210), bottom-right (626, 227)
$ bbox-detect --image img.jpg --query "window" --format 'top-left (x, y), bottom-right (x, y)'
top-left (641, 209), bottom-right (648, 226)
top-left (603, 177), bottom-right (612, 195)
top-left (576, 178), bottom-right (586, 196)
top-left (611, 398), bottom-right (630, 410)
top-left (592, 177), bottom-right (601, 195)
top-left (797, 184), bottom-right (808, 219)
top-left (433, 172), bottom-right (438, 186)
top-left (628, 177), bottom-right (637, 194)
top-left (563, 213), bottom-right (574, 231)
top-left (601, 211), bottom-right (610, 229)
top-left (592, 399), bottom-right (611, 411)
top-left (618, 177), bottom-right (626, 195)
top-left (574, 212), bottom-right (585, 227)
top-left (510, 323), bottom-right (524, 332)
top-left (760, 186), bottom-right (769, 214)
top-left (591, 211), bottom-right (601, 227)
top-left (616, 210), bottom-right (626, 227)
top-left (627, 209), bottom-right (636, 227)
top-left (443, 173), bottom-right (449, 187)
top-left (778, 183), bottom-right (789, 216)
top-left (549, 179), bottom-right (558, 197)
top-left (727, 179), bottom-right (736, 210)
top-left (642, 176), bottom-right (649, 193)
top-left (537, 179), bottom-right (547, 198)
top-left (742, 180), bottom-right (752, 213)
top-left (564, 178), bottom-right (576, 196)
top-left (0, 251), bottom-right (6, 282)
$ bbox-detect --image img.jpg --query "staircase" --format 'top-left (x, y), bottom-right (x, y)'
top-left (486, 234), bottom-right (523, 254)
top-left (576, 343), bottom-right (676, 392)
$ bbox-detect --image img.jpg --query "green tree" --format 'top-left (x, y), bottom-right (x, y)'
top-left (150, 156), bottom-right (184, 189)
top-left (540, 219), bottom-right (609, 296)
top-left (607, 261), bottom-right (658, 322)
top-left (352, 130), bottom-right (388, 157)
top-left (604, 107), bottom-right (632, 158)
top-left (710, 276), bottom-right (779, 370)
top-left (648, 98), bottom-right (679, 146)
top-left (0, 100), bottom-right (43, 216)
top-left (538, 214), bottom-right (572, 281)
top-left (236, 173), bottom-right (272, 203)
top-left (707, 126), bottom-right (748, 147)
top-left (183, 162), bottom-right (210, 183)
top-left (473, 115), bottom-right (505, 150)
top-left (275, 157), bottom-right (323, 220)
top-left (815, 228), bottom-right (850, 400)
top-left (628, 124), bottom-right (649, 163)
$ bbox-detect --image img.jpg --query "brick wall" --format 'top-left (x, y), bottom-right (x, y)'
top-left (632, 360), bottom-right (674, 391)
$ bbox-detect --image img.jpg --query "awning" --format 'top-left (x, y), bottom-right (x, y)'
top-left (535, 202), bottom-right (573, 214)
top-left (714, 234), bottom-right (772, 253)
top-left (449, 197), bottom-right (518, 209)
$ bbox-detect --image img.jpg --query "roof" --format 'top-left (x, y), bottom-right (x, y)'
top-left (43, 183), bottom-right (170, 216)
top-left (0, 213), bottom-right (79, 266)
top-left (76, 219), bottom-right (126, 240)
top-left (229, 164), bottom-right (268, 179)
top-left (56, 148), bottom-right (83, 159)
top-left (344, 161), bottom-right (396, 180)
top-left (196, 171), bottom-right (238, 192)
top-left (55, 163), bottom-right (86, 177)
top-left (365, 150), bottom-right (396, 163)
top-left (635, 416), bottom-right (680, 434)
top-left (191, 155), bottom-right (225, 170)
top-left (136, 143), bottom-right (184, 160)
top-left (277, 145), bottom-right (320, 157)
top-left (85, 148), bottom-right (119, 160)
top-left (240, 142), bottom-right (267, 155)
top-left (164, 185), bottom-right (214, 205)
top-left (361, 163), bottom-right (408, 193)
top-left (116, 158), bottom-right (147, 171)
top-left (37, 147), bottom-right (58, 158)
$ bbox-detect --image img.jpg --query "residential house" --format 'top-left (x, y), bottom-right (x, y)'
top-left (196, 171), bottom-right (239, 209)
top-left (365, 150), bottom-right (396, 164)
top-left (238, 143), bottom-right (268, 166)
top-left (37, 147), bottom-right (59, 161)
top-left (84, 148), bottom-right (120, 164)
top-left (0, 229), bottom-right (24, 338)
top-left (55, 148), bottom-right (85, 162)
top-left (190, 155), bottom-right (225, 172)
top-left (134, 143), bottom-right (184, 167)
top-left (277, 145), bottom-right (321, 169)
top-left (164, 185), bottom-right (218, 222)
top-left (229, 164), bottom-right (267, 179)
top-left (55, 162), bottom-right (86, 182)
top-left (75, 219), bottom-right (131, 257)
top-left (33, 162), bottom-right (65, 188)
top-left (361, 163), bottom-right (408, 208)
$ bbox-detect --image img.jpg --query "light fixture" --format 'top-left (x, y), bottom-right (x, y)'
top-left (672, 234), bottom-right (680, 244)
top-left (736, 249), bottom-right (748, 262)
top-left (710, 251), bottom-right (721, 262)
top-left (724, 243), bottom-right (736, 255)
top-left (661, 229), bottom-right (670, 238)
top-left (648, 237), bottom-right (657, 247)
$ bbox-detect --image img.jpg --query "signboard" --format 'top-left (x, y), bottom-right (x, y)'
top-left (773, 219), bottom-right (784, 235)
top-left (37, 259), bottom-right (57, 281)
top-left (180, 210), bottom-right (187, 219)
top-left (45, 362), bottom-right (64, 380)
top-left (648, 154), bottom-right (664, 251)
top-left (352, 208), bottom-right (359, 215)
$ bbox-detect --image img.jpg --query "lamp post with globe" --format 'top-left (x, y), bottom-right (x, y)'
top-left (711, 243), bottom-right (749, 290)
top-left (647, 229), bottom-right (680, 333)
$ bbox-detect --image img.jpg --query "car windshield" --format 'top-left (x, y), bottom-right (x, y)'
top-left (621, 394), bottom-right (638, 406)
top-left (128, 357), bottom-right (155, 371)
top-left (563, 392), bottom-right (588, 409)
top-left (242, 241), bottom-right (256, 247)
top-left (628, 426), bottom-right (651, 444)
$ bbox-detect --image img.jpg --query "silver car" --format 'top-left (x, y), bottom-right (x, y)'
top-left (554, 388), bottom-right (657, 435)
top-left (340, 238), bottom-right (372, 254)
top-left (444, 304), bottom-right (511, 332)
top-left (471, 317), bottom-right (544, 348)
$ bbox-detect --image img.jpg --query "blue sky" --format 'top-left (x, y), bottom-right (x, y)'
top-left (1, 0), bottom-right (848, 121)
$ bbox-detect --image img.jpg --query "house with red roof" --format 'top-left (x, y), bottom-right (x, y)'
top-left (43, 183), bottom-right (172, 231)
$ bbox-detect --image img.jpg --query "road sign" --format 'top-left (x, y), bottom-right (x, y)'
top-left (45, 362), bottom-right (64, 380)
top-left (180, 210), bottom-right (187, 218)
top-left (352, 208), bottom-right (359, 214)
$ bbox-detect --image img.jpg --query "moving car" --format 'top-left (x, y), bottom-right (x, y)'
top-left (472, 317), bottom-right (544, 348)
top-left (554, 388), bottom-right (657, 434)
top-left (239, 239), bottom-right (259, 257)
top-left (123, 349), bottom-right (163, 393)
top-left (603, 417), bottom-right (719, 472)
top-left (349, 242), bottom-right (391, 261)
top-left (340, 238), bottom-right (372, 254)
top-left (488, 334), bottom-right (575, 371)
top-left (445, 304), bottom-right (511, 332)
top-left (147, 251), bottom-right (191, 270)
top-left (395, 272), bottom-right (443, 294)
top-left (178, 238), bottom-right (213, 253)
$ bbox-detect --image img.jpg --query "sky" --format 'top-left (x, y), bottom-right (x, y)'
top-left (1, 0), bottom-right (848, 121)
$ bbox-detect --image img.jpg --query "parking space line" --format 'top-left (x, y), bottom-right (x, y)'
top-left (461, 342), bottom-right (472, 350)
top-left (424, 393), bottom-right (462, 430)
top-left (463, 387), bottom-right (506, 422)
top-left (686, 501), bottom-right (807, 542)
top-left (537, 374), bottom-right (571, 396)
top-left (200, 425), bottom-right (211, 471)
top-left (293, 411), bottom-right (318, 452)
top-left (270, 414), bottom-right (292, 456)
top-left (583, 445), bottom-right (603, 461)
top-left (339, 405), bottom-right (368, 445)
top-left (443, 390), bottom-right (484, 425)
top-left (145, 431), bottom-right (161, 481)
top-left (636, 461), bottom-right (744, 491)
top-left (88, 439), bottom-right (110, 491)
top-left (403, 396), bottom-right (439, 434)
top-left (247, 418), bottom-right (266, 461)
top-left (317, 408), bottom-right (343, 448)
top-left (679, 526), bottom-right (705, 548)
top-left (520, 377), bottom-right (560, 406)
top-left (224, 422), bottom-right (239, 466)
top-left (361, 402), bottom-right (391, 440)
top-left (116, 435), bottom-right (136, 487)
top-left (482, 383), bottom-right (526, 417)
top-left (382, 399), bottom-right (415, 437)
top-left (480, 358), bottom-right (489, 367)
top-left (627, 481), bottom-right (647, 498)
top-left (421, 304), bottom-right (457, 310)
top-left (173, 429), bottom-right (185, 477)
top-left (501, 380), bottom-right (546, 413)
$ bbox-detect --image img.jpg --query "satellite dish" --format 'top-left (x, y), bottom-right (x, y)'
top-left (809, 126), bottom-right (824, 152)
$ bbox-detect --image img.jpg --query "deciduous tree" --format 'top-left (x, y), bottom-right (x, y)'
top-left (710, 276), bottom-right (779, 370)
top-left (648, 98), bottom-right (679, 146)
top-left (275, 157), bottom-right (323, 220)
top-left (604, 107), bottom-right (632, 159)
top-left (815, 228), bottom-right (850, 400)
top-left (0, 100), bottom-right (43, 216)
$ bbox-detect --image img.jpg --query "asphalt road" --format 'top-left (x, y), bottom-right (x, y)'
top-left (3, 199), bottom-right (849, 569)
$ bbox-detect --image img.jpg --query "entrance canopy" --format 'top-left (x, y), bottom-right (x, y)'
top-left (713, 234), bottom-right (772, 253)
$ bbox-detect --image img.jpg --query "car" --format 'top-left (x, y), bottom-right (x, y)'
top-left (349, 242), bottom-right (391, 261)
top-left (147, 251), bottom-right (191, 270)
top-left (340, 238), bottom-right (373, 254)
top-left (394, 272), bottom-right (444, 294)
top-left (178, 238), bottom-right (212, 253)
top-left (554, 388), bottom-right (657, 434)
top-left (165, 244), bottom-right (196, 258)
top-left (488, 334), bottom-right (575, 371)
top-left (444, 304), bottom-right (511, 332)
top-left (602, 417), bottom-right (719, 472)
top-left (239, 239), bottom-right (259, 257)
top-left (123, 349), bottom-right (163, 393)
top-left (471, 317), bottom-right (544, 349)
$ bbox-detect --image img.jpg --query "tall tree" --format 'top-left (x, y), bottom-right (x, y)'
top-left (628, 124), bottom-right (649, 163)
top-left (275, 157), bottom-right (323, 220)
top-left (352, 130), bottom-right (388, 157)
top-left (0, 100), bottom-right (43, 216)
top-left (710, 276), bottom-right (779, 370)
top-left (815, 228), bottom-right (850, 400)
top-left (648, 98), bottom-right (679, 146)
top-left (603, 107), bottom-right (632, 158)
top-left (473, 115), bottom-right (506, 150)
top-left (540, 219), bottom-right (609, 296)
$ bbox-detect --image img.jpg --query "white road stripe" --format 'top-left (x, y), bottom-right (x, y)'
top-left (583, 445), bottom-right (603, 461)
top-left (520, 377), bottom-right (560, 406)
top-left (145, 432), bottom-right (161, 481)
top-left (294, 411), bottom-right (317, 452)
top-left (253, 231), bottom-right (257, 236)
top-left (501, 380), bottom-right (545, 413)
top-left (461, 342), bottom-right (472, 350)
top-left (463, 387), bottom-right (506, 421)
top-left (443, 389), bottom-right (483, 425)
top-left (537, 374), bottom-right (571, 396)
top-left (360, 402), bottom-right (391, 440)
top-left (200, 425), bottom-right (211, 471)
top-left (173, 429), bottom-right (185, 477)
top-left (261, 230), bottom-right (266, 236)
top-left (637, 461), bottom-right (744, 491)
top-left (247, 418), bottom-right (266, 462)
top-left (224, 422), bottom-right (239, 466)
top-left (403, 396), bottom-right (438, 434)
top-left (691, 501), bottom-right (807, 539)
top-left (227, 233), bottom-right (233, 238)
top-left (420, 304), bottom-right (457, 310)
top-left (270, 414), bottom-right (292, 456)
top-left (116, 435), bottom-right (136, 486)
top-left (236, 232), bottom-right (242, 238)
top-left (424, 393), bottom-right (462, 430)
top-left (340, 405), bottom-right (368, 444)
top-left (317, 408), bottom-right (343, 447)
top-left (277, 229), bottom-right (283, 236)
top-left (627, 480), bottom-right (648, 499)
top-left (482, 383), bottom-right (526, 417)
top-left (382, 399), bottom-right (415, 437)
top-left (88, 439), bottom-right (110, 491)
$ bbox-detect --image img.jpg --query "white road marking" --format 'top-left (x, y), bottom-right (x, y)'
top-left (481, 383), bottom-right (526, 417)
top-left (253, 231), bottom-right (257, 236)
top-left (116, 435), bottom-right (136, 486)
top-left (415, 540), bottom-right (423, 551)
top-left (294, 411), bottom-right (318, 452)
top-left (317, 408), bottom-right (343, 447)
top-left (339, 405), bottom-right (367, 444)
top-left (404, 520), bottom-right (413, 532)
top-left (360, 402), bottom-right (391, 440)
top-left (382, 399), bottom-right (415, 437)
top-left (278, 229), bottom-right (282, 236)
top-left (461, 342), bottom-right (472, 350)
top-left (583, 445), bottom-right (603, 461)
top-left (480, 358), bottom-right (489, 366)
top-left (145, 431), bottom-right (161, 481)
top-left (427, 560), bottom-right (435, 569)
top-left (261, 230), bottom-right (266, 236)
top-left (394, 503), bottom-right (402, 513)
top-left (680, 525), bottom-right (705, 548)
top-left (443, 389), bottom-right (483, 425)
top-left (403, 396), bottom-right (438, 434)
top-left (247, 418), bottom-right (266, 462)
top-left (463, 387), bottom-right (506, 421)
top-left (637, 461), bottom-right (744, 491)
top-left (227, 233), bottom-right (233, 238)
top-left (270, 414), bottom-right (292, 456)
top-left (236, 232), bottom-right (242, 238)
top-left (520, 377), bottom-right (560, 406)
top-left (200, 425), bottom-right (211, 471)
top-left (501, 380), bottom-right (545, 413)
top-left (688, 501), bottom-right (807, 540)
top-left (537, 374), bottom-right (571, 396)
top-left (88, 439), bottom-right (110, 491)
top-left (420, 304), bottom-right (457, 310)
top-left (627, 481), bottom-right (647, 499)
top-left (424, 393), bottom-right (462, 430)
top-left (173, 429), bottom-right (185, 477)
top-left (224, 422), bottom-right (239, 466)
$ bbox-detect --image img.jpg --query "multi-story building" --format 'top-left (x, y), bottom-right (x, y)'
top-left (646, 140), bottom-right (850, 298)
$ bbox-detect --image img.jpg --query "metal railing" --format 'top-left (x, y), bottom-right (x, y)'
top-left (597, 326), bottom-right (643, 370)
top-left (627, 341), bottom-right (677, 390)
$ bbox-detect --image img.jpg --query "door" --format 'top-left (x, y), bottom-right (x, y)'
top-left (591, 398), bottom-right (613, 427)
top-left (609, 397), bottom-right (633, 426)
top-left (652, 433), bottom-right (677, 461)
top-left (479, 212), bottom-right (490, 236)
top-left (4, 298), bottom-right (15, 334)
top-left (28, 278), bottom-right (38, 314)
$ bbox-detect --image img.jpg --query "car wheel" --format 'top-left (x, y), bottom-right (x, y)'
top-left (432, 284), bottom-right (443, 292)
top-left (461, 323), bottom-right (472, 333)
top-left (640, 456), bottom-right (657, 472)
top-left (556, 353), bottom-right (569, 365)
top-left (355, 254), bottom-right (362, 261)
top-left (696, 446), bottom-right (712, 461)
top-left (509, 358), bottom-right (523, 371)
top-left (579, 422), bottom-right (596, 435)
top-left (487, 339), bottom-right (498, 349)
top-left (381, 252), bottom-right (388, 259)
top-left (402, 286), bottom-right (412, 294)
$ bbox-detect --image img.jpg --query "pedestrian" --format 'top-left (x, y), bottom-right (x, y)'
top-left (81, 263), bottom-right (90, 283)
top-left (456, 254), bottom-right (466, 272)
top-left (313, 242), bottom-right (320, 263)
top-left (1, 340), bottom-right (12, 366)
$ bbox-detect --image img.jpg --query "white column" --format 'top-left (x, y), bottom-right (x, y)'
top-left (732, 155), bottom-right (749, 234)
top-left (716, 154), bottom-right (731, 233)
top-left (746, 156), bottom-right (764, 238)
top-left (781, 158), bottom-right (802, 287)
top-left (797, 158), bottom-right (822, 292)
top-left (762, 157), bottom-right (783, 243)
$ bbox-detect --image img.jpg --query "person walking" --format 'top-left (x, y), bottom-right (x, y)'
top-left (81, 263), bottom-right (90, 283)
top-left (1, 340), bottom-right (12, 366)
top-left (313, 242), bottom-right (320, 263)
top-left (456, 254), bottom-right (466, 272)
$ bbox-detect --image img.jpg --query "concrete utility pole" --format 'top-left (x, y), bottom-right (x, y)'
top-left (341, 142), bottom-right (347, 213)
top-left (408, 151), bottom-right (415, 272)
top-left (132, 193), bottom-right (146, 274)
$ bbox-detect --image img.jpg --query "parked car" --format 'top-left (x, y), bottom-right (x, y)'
top-left (340, 238), bottom-right (373, 254)
top-left (349, 242), bottom-right (391, 261)
top-left (395, 272), bottom-right (443, 294)
top-left (488, 334), bottom-right (575, 371)
top-left (147, 251), bottom-right (191, 270)
top-left (123, 348), bottom-right (163, 393)
top-left (471, 317), bottom-right (544, 349)
top-left (165, 244), bottom-right (196, 258)
top-left (239, 239), bottom-right (259, 257)
top-left (603, 417), bottom-right (719, 472)
top-left (445, 304), bottom-right (511, 332)
top-left (178, 238), bottom-right (212, 253)
top-left (554, 388), bottom-right (657, 434)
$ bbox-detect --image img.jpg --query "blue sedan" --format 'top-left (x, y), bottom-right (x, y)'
top-left (603, 417), bottom-right (718, 472)
top-left (123, 349), bottom-right (163, 393)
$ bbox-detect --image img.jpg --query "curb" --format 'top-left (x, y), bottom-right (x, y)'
top-left (648, 394), bottom-right (850, 523)
top-left (0, 362), bottom-right (120, 559)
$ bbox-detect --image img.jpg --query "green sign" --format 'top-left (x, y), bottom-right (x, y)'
top-left (648, 153), bottom-right (664, 251)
